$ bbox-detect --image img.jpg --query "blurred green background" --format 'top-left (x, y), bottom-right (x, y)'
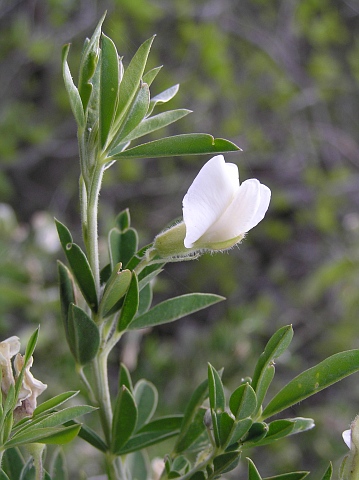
top-left (1, 0), bottom-right (359, 477)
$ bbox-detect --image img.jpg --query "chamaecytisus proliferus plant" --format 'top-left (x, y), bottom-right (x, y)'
top-left (1, 13), bottom-right (359, 480)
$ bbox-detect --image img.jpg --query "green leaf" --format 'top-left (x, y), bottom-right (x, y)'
top-left (65, 421), bottom-right (107, 452)
top-left (50, 448), bottom-right (67, 480)
top-left (189, 473), bottom-right (206, 480)
top-left (147, 84), bottom-right (180, 116)
top-left (5, 425), bottom-right (81, 448)
top-left (111, 386), bottom-right (138, 454)
top-left (117, 416), bottom-right (182, 454)
top-left (55, 219), bottom-right (98, 312)
top-left (174, 379), bottom-right (208, 453)
top-left (262, 349), bottom-right (359, 419)
top-left (125, 451), bottom-right (151, 480)
top-left (62, 44), bottom-right (85, 130)
top-left (122, 109), bottom-right (191, 143)
top-left (67, 304), bottom-right (100, 365)
top-left (57, 261), bottom-right (76, 341)
top-left (2, 448), bottom-right (24, 480)
top-left (242, 422), bottom-right (268, 446)
top-left (109, 133), bottom-right (241, 159)
top-left (111, 83), bottom-right (150, 148)
top-left (0, 470), bottom-right (10, 480)
top-left (137, 283), bottom-right (153, 316)
top-left (229, 383), bottom-right (257, 420)
top-left (142, 66), bottom-right (162, 86)
top-left (100, 33), bottom-right (119, 149)
top-left (218, 412), bottom-right (235, 447)
top-left (33, 391), bottom-right (79, 417)
top-left (117, 272), bottom-right (139, 332)
top-left (23, 328), bottom-right (39, 365)
top-left (226, 418), bottom-right (253, 446)
top-left (78, 13), bottom-right (104, 111)
top-left (251, 325), bottom-right (293, 414)
top-left (109, 227), bottom-right (139, 269)
top-left (208, 364), bottom-right (225, 412)
top-left (320, 463), bottom-right (333, 480)
top-left (134, 380), bottom-right (158, 431)
top-left (115, 208), bottom-right (131, 231)
top-left (264, 473), bottom-right (309, 480)
top-left (128, 293), bottom-right (224, 330)
top-left (213, 452), bottom-right (240, 475)
top-left (254, 418), bottom-right (314, 447)
top-left (99, 265), bottom-right (131, 317)
top-left (248, 458), bottom-right (262, 480)
top-left (119, 363), bottom-right (133, 393)
top-left (116, 36), bottom-right (155, 124)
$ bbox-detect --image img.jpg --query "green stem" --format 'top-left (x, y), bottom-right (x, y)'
top-left (92, 349), bottom-right (112, 445)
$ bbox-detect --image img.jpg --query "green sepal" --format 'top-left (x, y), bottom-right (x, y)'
top-left (99, 264), bottom-right (131, 317)
top-left (55, 219), bottom-right (98, 312)
top-left (262, 349), bottom-right (359, 419)
top-left (117, 272), bottom-right (139, 332)
top-left (229, 383), bottom-right (257, 420)
top-left (128, 293), bottom-right (224, 330)
top-left (62, 45), bottom-right (85, 130)
top-left (109, 227), bottom-right (139, 269)
top-left (109, 133), bottom-right (241, 158)
top-left (67, 304), bottom-right (100, 365)
top-left (111, 386), bottom-right (138, 454)
top-left (115, 36), bottom-right (155, 125)
top-left (100, 33), bottom-right (119, 149)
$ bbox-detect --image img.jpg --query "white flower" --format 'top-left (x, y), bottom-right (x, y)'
top-left (14, 354), bottom-right (47, 415)
top-left (182, 155), bottom-right (271, 250)
top-left (343, 429), bottom-right (351, 449)
top-left (0, 336), bottom-right (21, 393)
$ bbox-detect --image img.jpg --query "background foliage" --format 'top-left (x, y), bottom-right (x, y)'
top-left (1, 0), bottom-right (359, 477)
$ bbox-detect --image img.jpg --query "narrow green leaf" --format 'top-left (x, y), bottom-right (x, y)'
top-left (55, 219), bottom-right (98, 311)
top-left (5, 425), bottom-right (81, 448)
top-left (134, 380), bottom-right (158, 431)
top-left (142, 66), bottom-right (162, 86)
top-left (112, 386), bottom-right (138, 454)
top-left (119, 363), bottom-right (133, 392)
top-left (122, 109), bottom-right (191, 143)
top-left (0, 470), bottom-right (10, 480)
top-left (110, 133), bottom-right (241, 158)
top-left (23, 328), bottom-right (39, 365)
top-left (57, 261), bottom-right (76, 340)
top-left (174, 408), bottom-right (206, 454)
top-left (213, 452), bottom-right (240, 475)
top-left (254, 418), bottom-right (315, 447)
top-left (218, 412), bottom-right (235, 447)
top-left (264, 473), bottom-right (309, 480)
top-left (242, 422), bottom-right (268, 446)
top-left (147, 84), bottom-right (180, 116)
top-left (229, 383), bottom-right (257, 420)
top-left (100, 33), bottom-right (119, 149)
top-left (64, 421), bottom-right (107, 452)
top-left (109, 227), bottom-right (139, 269)
top-left (33, 391), bottom-right (79, 417)
top-left (99, 265), bottom-right (131, 317)
top-left (248, 458), bottom-right (262, 480)
top-left (62, 44), bottom-right (85, 129)
top-left (320, 463), bottom-right (333, 480)
top-left (189, 473), bottom-right (206, 480)
top-left (115, 208), bottom-right (131, 231)
top-left (118, 273), bottom-right (139, 332)
top-left (128, 293), bottom-right (224, 330)
top-left (116, 36), bottom-right (155, 123)
top-left (125, 451), bottom-right (151, 480)
top-left (2, 448), bottom-right (24, 480)
top-left (254, 365), bottom-right (275, 414)
top-left (226, 418), bottom-right (253, 446)
top-left (137, 283), bottom-right (153, 316)
top-left (110, 83), bottom-right (150, 148)
top-left (68, 304), bottom-right (100, 365)
top-left (174, 379), bottom-right (208, 453)
top-left (208, 364), bottom-right (225, 412)
top-left (262, 349), bottom-right (359, 419)
top-left (137, 415), bottom-right (183, 433)
top-left (50, 448), bottom-right (67, 480)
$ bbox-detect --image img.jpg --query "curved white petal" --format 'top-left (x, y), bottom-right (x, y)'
top-left (200, 179), bottom-right (266, 243)
top-left (343, 429), bottom-right (351, 449)
top-left (183, 155), bottom-right (239, 247)
top-left (244, 182), bottom-right (271, 232)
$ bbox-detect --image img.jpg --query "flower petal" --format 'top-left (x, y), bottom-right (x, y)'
top-left (343, 429), bottom-right (351, 449)
top-left (183, 155), bottom-right (239, 248)
top-left (200, 179), bottom-right (270, 243)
